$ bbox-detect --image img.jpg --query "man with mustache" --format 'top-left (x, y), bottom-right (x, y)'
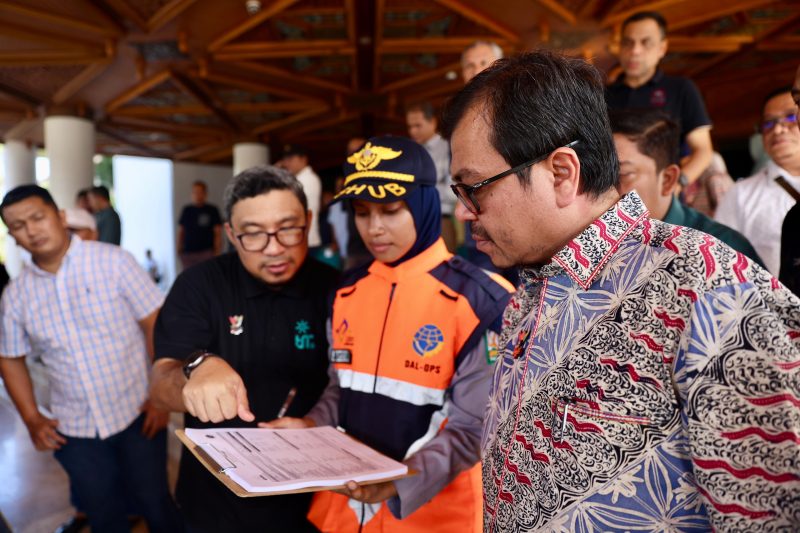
top-left (149, 166), bottom-right (338, 532)
top-left (715, 86), bottom-right (800, 277)
top-left (442, 50), bottom-right (800, 532)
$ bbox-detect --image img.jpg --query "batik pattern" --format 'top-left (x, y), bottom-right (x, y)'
top-left (483, 192), bottom-right (800, 532)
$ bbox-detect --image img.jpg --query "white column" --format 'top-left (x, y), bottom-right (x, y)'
top-left (3, 140), bottom-right (37, 276)
top-left (233, 142), bottom-right (269, 175)
top-left (44, 116), bottom-right (95, 210)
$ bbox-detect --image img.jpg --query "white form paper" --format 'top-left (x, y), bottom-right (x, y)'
top-left (184, 426), bottom-right (408, 493)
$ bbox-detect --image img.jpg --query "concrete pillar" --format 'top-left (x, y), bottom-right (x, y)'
top-left (233, 142), bottom-right (269, 175)
top-left (3, 140), bottom-right (37, 276)
top-left (44, 116), bottom-right (95, 210)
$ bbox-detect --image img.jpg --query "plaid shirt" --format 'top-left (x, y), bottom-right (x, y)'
top-left (0, 237), bottom-right (163, 438)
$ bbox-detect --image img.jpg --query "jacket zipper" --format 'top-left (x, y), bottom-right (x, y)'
top-left (373, 282), bottom-right (397, 393)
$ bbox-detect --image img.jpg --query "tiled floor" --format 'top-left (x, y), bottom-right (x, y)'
top-left (0, 363), bottom-right (181, 533)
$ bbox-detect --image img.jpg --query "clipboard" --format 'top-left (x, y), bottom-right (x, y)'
top-left (176, 429), bottom-right (415, 498)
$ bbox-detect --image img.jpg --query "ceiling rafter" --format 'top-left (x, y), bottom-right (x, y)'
top-left (105, 69), bottom-right (172, 113)
top-left (0, 1), bottom-right (120, 38)
top-left (112, 101), bottom-right (322, 116)
top-left (432, 0), bottom-right (520, 44)
top-left (105, 115), bottom-right (223, 137)
top-left (379, 61), bottom-right (460, 94)
top-left (252, 106), bottom-right (329, 135)
top-left (669, 0), bottom-right (777, 31)
top-left (602, 0), bottom-right (693, 27)
top-left (379, 36), bottom-right (511, 54)
top-left (0, 49), bottom-right (109, 66)
top-left (667, 35), bottom-right (754, 53)
top-left (198, 69), bottom-right (323, 104)
top-left (96, 123), bottom-right (171, 158)
top-left (1, 20), bottom-right (102, 49)
top-left (208, 0), bottom-right (300, 52)
top-left (687, 12), bottom-right (800, 79)
top-left (148, 0), bottom-right (198, 33)
top-left (52, 61), bottom-right (112, 105)
top-left (282, 111), bottom-right (360, 140)
top-left (213, 40), bottom-right (356, 60)
top-left (94, 0), bottom-right (148, 32)
top-left (169, 69), bottom-right (242, 132)
top-left (535, 0), bottom-right (577, 25)
top-left (174, 141), bottom-right (232, 161)
top-left (232, 61), bottom-right (353, 94)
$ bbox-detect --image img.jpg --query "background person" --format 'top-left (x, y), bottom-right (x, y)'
top-left (87, 185), bottom-right (121, 245)
top-left (177, 180), bottom-right (222, 270)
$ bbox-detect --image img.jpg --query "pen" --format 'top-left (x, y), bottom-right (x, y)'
top-left (276, 386), bottom-right (297, 418)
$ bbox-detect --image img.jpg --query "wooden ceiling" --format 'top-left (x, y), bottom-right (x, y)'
top-left (0, 0), bottom-right (799, 169)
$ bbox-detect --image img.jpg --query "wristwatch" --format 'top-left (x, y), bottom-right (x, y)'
top-left (183, 350), bottom-right (213, 379)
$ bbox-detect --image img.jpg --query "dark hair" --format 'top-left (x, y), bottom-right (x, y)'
top-left (89, 185), bottom-right (110, 201)
top-left (224, 165), bottom-right (307, 221)
top-left (609, 109), bottom-right (679, 172)
top-left (622, 11), bottom-right (668, 39)
top-left (762, 85), bottom-right (793, 111)
top-left (406, 101), bottom-right (436, 121)
top-left (1, 184), bottom-right (58, 222)
top-left (192, 180), bottom-right (208, 190)
top-left (441, 50), bottom-right (619, 196)
top-left (76, 188), bottom-right (90, 200)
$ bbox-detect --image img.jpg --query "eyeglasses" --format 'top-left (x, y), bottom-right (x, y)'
top-left (759, 113), bottom-right (798, 134)
top-left (451, 140), bottom-right (579, 214)
top-left (235, 226), bottom-right (306, 252)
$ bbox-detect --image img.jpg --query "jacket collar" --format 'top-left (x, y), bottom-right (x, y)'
top-left (368, 238), bottom-right (450, 282)
top-left (520, 192), bottom-right (649, 289)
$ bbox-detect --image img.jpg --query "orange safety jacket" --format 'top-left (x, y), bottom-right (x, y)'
top-left (307, 238), bottom-right (514, 533)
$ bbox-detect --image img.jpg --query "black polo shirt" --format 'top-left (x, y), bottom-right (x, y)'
top-left (605, 70), bottom-right (711, 142)
top-left (154, 252), bottom-right (338, 533)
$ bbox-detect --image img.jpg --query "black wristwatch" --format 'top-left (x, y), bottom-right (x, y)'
top-left (183, 350), bottom-right (213, 379)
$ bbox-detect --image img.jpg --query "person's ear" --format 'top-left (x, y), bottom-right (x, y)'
top-left (658, 38), bottom-right (668, 60)
top-left (550, 147), bottom-right (581, 208)
top-left (224, 222), bottom-right (237, 247)
top-left (660, 164), bottom-right (681, 196)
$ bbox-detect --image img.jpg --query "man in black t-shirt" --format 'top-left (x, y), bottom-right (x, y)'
top-left (151, 166), bottom-right (338, 532)
top-left (606, 11), bottom-right (713, 188)
top-left (177, 180), bottom-right (222, 270)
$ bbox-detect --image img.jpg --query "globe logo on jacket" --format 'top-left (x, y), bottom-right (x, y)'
top-left (412, 324), bottom-right (444, 358)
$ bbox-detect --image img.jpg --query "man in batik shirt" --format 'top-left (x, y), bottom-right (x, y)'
top-left (443, 50), bottom-right (800, 532)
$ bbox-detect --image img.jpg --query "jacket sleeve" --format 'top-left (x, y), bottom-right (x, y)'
top-left (676, 276), bottom-right (800, 531)
top-left (305, 318), bottom-right (340, 427)
top-left (387, 335), bottom-right (493, 519)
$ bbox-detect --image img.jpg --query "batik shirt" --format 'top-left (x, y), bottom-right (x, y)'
top-left (482, 192), bottom-right (800, 532)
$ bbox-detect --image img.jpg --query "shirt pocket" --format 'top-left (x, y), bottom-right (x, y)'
top-left (548, 395), bottom-right (673, 445)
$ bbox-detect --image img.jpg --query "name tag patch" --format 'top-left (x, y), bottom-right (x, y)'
top-left (330, 349), bottom-right (352, 364)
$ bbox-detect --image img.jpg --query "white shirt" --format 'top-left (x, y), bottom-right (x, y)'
top-left (423, 134), bottom-right (456, 216)
top-left (0, 238), bottom-right (164, 438)
top-left (715, 161), bottom-right (800, 276)
top-left (296, 165), bottom-right (322, 247)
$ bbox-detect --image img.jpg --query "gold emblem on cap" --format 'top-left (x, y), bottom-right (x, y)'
top-left (348, 142), bottom-right (402, 171)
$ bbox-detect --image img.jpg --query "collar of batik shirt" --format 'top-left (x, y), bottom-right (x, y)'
top-left (519, 191), bottom-right (650, 290)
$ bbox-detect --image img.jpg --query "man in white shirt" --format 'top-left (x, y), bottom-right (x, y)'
top-left (278, 145), bottom-right (322, 250)
top-left (715, 87), bottom-right (800, 276)
top-left (406, 101), bottom-right (457, 251)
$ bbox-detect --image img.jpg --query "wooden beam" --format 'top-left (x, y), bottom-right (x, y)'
top-left (0, 49), bottom-right (108, 66)
top-left (535, 0), bottom-right (577, 25)
top-left (214, 40), bottom-right (356, 60)
top-left (148, 0), bottom-right (198, 32)
top-left (174, 141), bottom-right (230, 161)
top-left (432, 0), bottom-right (519, 44)
top-left (379, 37), bottom-right (510, 54)
top-left (602, 0), bottom-right (692, 28)
top-left (52, 61), bottom-right (112, 104)
top-left (170, 70), bottom-right (242, 132)
top-left (667, 35), bottom-right (754, 53)
top-left (106, 70), bottom-right (172, 113)
top-left (208, 0), bottom-right (300, 52)
top-left (756, 35), bottom-right (800, 51)
top-left (372, 0), bottom-right (385, 90)
top-left (94, 0), bottom-right (148, 32)
top-left (105, 116), bottom-right (222, 137)
top-left (96, 124), bottom-right (171, 158)
top-left (345, 0), bottom-right (356, 45)
top-left (687, 12), bottom-right (800, 79)
top-left (199, 70), bottom-right (319, 102)
top-left (113, 101), bottom-right (319, 116)
top-left (252, 106), bottom-right (329, 135)
top-left (233, 61), bottom-right (352, 94)
top-left (0, 1), bottom-right (119, 38)
top-left (401, 81), bottom-right (461, 105)
top-left (1, 20), bottom-right (100, 49)
top-left (379, 62), bottom-right (460, 94)
top-left (283, 111), bottom-right (359, 139)
top-left (198, 146), bottom-right (234, 163)
top-left (669, 0), bottom-right (776, 31)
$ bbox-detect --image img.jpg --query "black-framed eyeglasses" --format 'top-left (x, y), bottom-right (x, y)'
top-left (759, 112), bottom-right (798, 134)
top-left (450, 140), bottom-right (579, 214)
top-left (235, 226), bottom-right (306, 252)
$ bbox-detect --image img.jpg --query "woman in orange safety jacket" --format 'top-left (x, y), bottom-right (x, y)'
top-left (271, 135), bottom-right (514, 533)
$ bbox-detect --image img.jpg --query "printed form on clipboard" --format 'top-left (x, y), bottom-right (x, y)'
top-left (179, 426), bottom-right (410, 496)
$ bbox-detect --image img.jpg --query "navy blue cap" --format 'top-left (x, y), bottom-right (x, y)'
top-left (335, 135), bottom-right (436, 203)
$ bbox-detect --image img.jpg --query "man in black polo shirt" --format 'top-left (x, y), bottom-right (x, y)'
top-left (177, 180), bottom-right (222, 270)
top-left (606, 11), bottom-right (713, 187)
top-left (150, 166), bottom-right (338, 532)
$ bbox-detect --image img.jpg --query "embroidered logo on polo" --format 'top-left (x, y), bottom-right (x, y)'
top-left (650, 88), bottom-right (667, 107)
top-left (228, 315), bottom-right (243, 336)
top-left (294, 320), bottom-right (316, 350)
top-left (412, 324), bottom-right (444, 358)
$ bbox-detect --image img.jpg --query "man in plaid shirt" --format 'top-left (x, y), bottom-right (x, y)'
top-left (0, 185), bottom-right (182, 533)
